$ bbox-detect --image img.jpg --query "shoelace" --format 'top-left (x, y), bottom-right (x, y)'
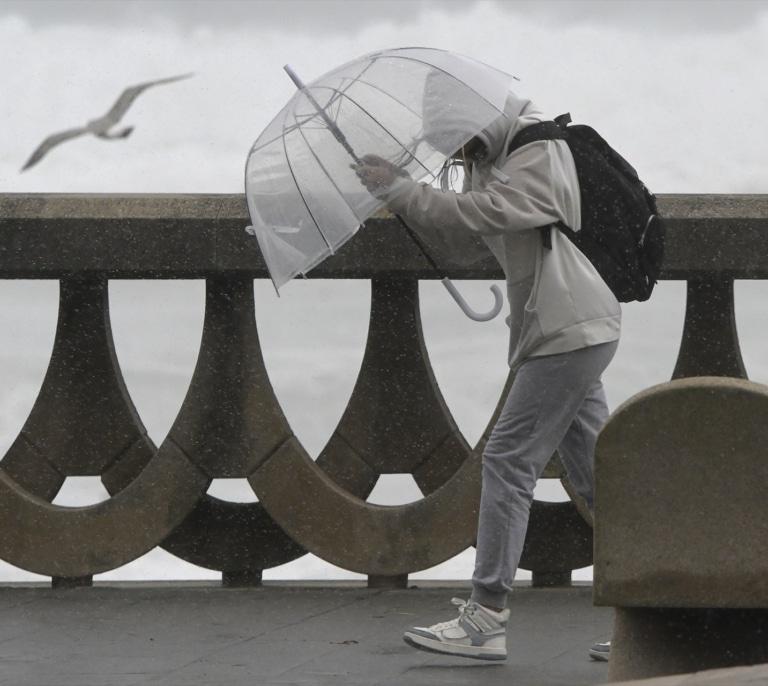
top-left (429, 598), bottom-right (474, 632)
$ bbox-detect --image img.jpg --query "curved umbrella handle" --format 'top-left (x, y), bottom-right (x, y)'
top-left (441, 278), bottom-right (503, 322)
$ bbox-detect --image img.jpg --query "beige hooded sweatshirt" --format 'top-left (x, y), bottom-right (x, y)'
top-left (384, 90), bottom-right (621, 370)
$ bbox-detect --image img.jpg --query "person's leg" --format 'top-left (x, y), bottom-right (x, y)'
top-left (557, 376), bottom-right (611, 517)
top-left (470, 340), bottom-right (618, 610)
top-left (402, 341), bottom-right (617, 660)
top-left (559, 357), bottom-right (616, 665)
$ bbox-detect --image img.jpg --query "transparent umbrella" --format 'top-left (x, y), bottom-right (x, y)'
top-left (245, 47), bottom-right (515, 319)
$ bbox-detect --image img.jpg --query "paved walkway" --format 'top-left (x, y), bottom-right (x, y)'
top-left (0, 581), bottom-right (613, 686)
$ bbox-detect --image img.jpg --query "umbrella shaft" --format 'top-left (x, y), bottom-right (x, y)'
top-left (284, 64), bottom-right (362, 165)
top-left (395, 215), bottom-right (445, 279)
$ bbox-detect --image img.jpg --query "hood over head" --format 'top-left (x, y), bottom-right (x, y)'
top-left (469, 91), bottom-right (533, 164)
top-left (420, 68), bottom-right (531, 164)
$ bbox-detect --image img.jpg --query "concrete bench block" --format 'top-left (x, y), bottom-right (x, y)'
top-left (594, 376), bottom-right (768, 608)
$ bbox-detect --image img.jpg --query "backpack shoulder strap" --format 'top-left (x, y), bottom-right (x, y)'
top-left (507, 114), bottom-right (573, 250)
top-left (507, 113), bottom-right (571, 155)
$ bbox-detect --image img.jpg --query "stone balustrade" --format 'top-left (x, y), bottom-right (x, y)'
top-left (0, 193), bottom-right (765, 597)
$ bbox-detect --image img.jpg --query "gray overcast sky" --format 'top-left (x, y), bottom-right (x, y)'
top-left (2, 0), bottom-right (766, 196)
top-left (0, 0), bottom-right (765, 34)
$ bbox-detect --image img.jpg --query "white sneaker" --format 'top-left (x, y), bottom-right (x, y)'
top-left (403, 598), bottom-right (509, 661)
top-left (589, 640), bottom-right (611, 661)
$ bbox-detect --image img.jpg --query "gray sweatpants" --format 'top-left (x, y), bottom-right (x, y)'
top-left (470, 340), bottom-right (619, 610)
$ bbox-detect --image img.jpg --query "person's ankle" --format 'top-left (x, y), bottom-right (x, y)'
top-left (480, 604), bottom-right (504, 614)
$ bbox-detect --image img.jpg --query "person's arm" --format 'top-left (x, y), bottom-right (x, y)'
top-left (356, 141), bottom-right (576, 240)
top-left (387, 143), bottom-right (572, 237)
top-left (353, 155), bottom-right (492, 265)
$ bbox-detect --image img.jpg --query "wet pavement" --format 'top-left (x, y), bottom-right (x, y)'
top-left (0, 581), bottom-right (613, 685)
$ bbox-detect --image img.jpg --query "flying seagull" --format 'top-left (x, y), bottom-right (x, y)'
top-left (21, 72), bottom-right (194, 171)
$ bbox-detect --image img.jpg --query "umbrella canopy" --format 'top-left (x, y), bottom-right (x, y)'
top-left (245, 47), bottom-right (516, 292)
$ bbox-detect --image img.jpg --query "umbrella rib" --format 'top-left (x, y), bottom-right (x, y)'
top-left (250, 111), bottom-right (333, 154)
top-left (332, 50), bottom-right (508, 134)
top-left (321, 56), bottom-right (504, 178)
top-left (280, 124), bottom-right (337, 258)
top-left (389, 52), bottom-right (511, 120)
top-left (290, 110), bottom-right (369, 228)
top-left (290, 82), bottom-right (448, 276)
top-left (322, 83), bottom-right (433, 178)
top-left (298, 58), bottom-right (427, 173)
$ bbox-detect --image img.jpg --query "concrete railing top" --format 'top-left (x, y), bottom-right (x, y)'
top-left (1, 193), bottom-right (767, 279)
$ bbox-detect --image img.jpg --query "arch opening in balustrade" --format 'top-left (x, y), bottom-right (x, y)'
top-left (417, 279), bottom-right (508, 447)
top-left (107, 279), bottom-right (206, 445)
top-left (0, 280), bottom-right (58, 458)
top-left (252, 279), bottom-right (370, 459)
top-left (206, 478), bottom-right (260, 503)
top-left (601, 281), bottom-right (687, 409)
top-left (734, 280), bottom-right (768, 384)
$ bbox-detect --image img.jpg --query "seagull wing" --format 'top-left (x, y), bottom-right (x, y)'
top-left (21, 127), bottom-right (89, 171)
top-left (102, 72), bottom-right (194, 126)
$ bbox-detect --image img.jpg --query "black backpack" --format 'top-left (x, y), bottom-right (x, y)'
top-left (508, 113), bottom-right (664, 303)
